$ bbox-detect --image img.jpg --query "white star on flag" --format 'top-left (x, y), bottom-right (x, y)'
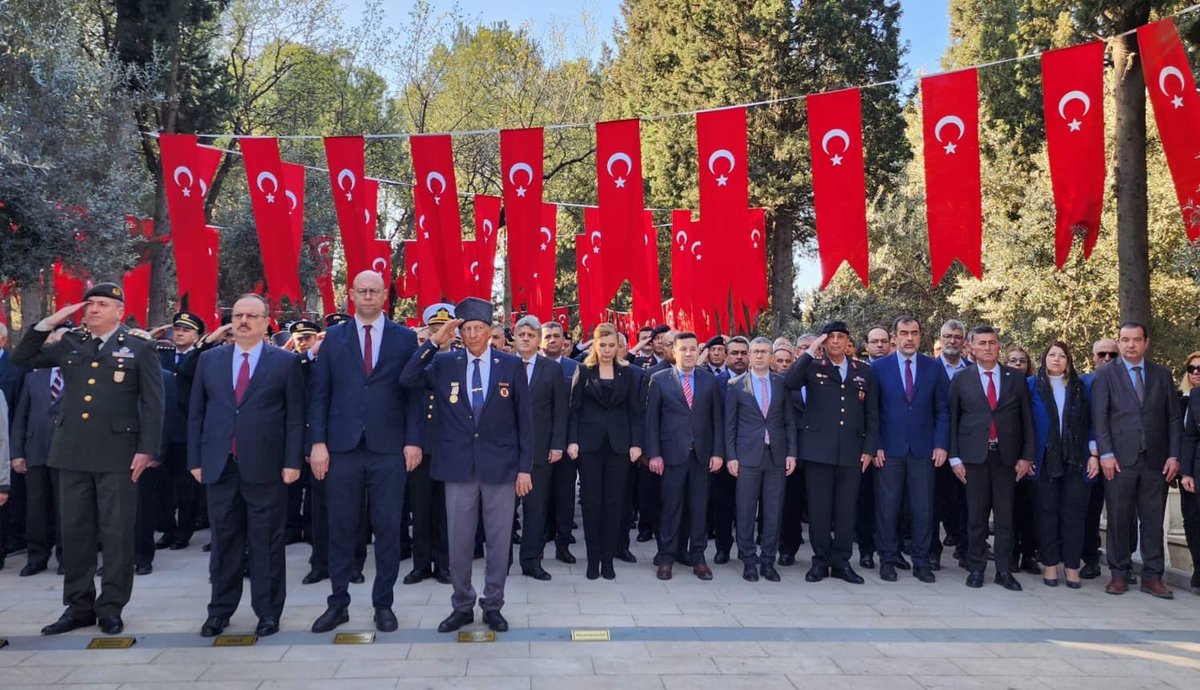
top-left (943, 142), bottom-right (957, 155)
top-left (1173, 95), bottom-right (1184, 109)
top-left (181, 187), bottom-right (191, 197)
top-left (1068, 119), bottom-right (1082, 132)
top-left (266, 193), bottom-right (275, 203)
top-left (716, 174), bottom-right (728, 186)
top-left (516, 186), bottom-right (527, 197)
top-left (615, 177), bottom-right (626, 188)
top-left (345, 192), bottom-right (353, 201)
top-left (831, 154), bottom-right (843, 166)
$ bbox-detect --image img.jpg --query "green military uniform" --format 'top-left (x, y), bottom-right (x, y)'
top-left (13, 290), bottom-right (164, 624)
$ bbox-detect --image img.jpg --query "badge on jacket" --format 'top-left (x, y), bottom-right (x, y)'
top-left (450, 381), bottom-right (460, 404)
top-left (498, 381), bottom-right (510, 398)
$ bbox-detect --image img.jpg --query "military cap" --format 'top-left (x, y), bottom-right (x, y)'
top-left (704, 335), bottom-right (726, 349)
top-left (172, 311), bottom-right (205, 334)
top-left (650, 324), bottom-right (671, 338)
top-left (288, 319), bottom-right (320, 336)
top-left (422, 302), bottom-right (455, 326)
top-left (84, 282), bottom-right (124, 302)
top-left (821, 320), bottom-right (851, 336)
top-left (324, 312), bottom-right (351, 328)
top-left (455, 297), bottom-right (492, 325)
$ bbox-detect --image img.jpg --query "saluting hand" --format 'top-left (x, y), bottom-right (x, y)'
top-left (405, 445), bottom-right (423, 471)
top-left (515, 472), bottom-right (532, 497)
top-left (282, 468), bottom-right (301, 484)
top-left (204, 323), bottom-right (234, 344)
top-left (430, 319), bottom-right (464, 348)
top-left (39, 301), bottom-right (85, 330)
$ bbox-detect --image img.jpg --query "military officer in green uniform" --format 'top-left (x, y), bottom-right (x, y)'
top-left (13, 282), bottom-right (164, 636)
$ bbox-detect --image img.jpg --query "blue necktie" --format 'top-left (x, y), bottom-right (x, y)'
top-left (471, 358), bottom-right (484, 415)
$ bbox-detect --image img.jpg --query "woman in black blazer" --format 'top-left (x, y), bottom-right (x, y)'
top-left (567, 324), bottom-right (643, 580)
top-left (1175, 351), bottom-right (1200, 590)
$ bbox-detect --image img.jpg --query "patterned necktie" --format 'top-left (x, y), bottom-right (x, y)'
top-left (50, 369), bottom-right (63, 404)
top-left (362, 324), bottom-right (374, 378)
top-left (682, 372), bottom-right (694, 409)
top-left (759, 376), bottom-right (771, 444)
top-left (904, 358), bottom-right (914, 403)
top-left (471, 358), bottom-right (484, 415)
top-left (1132, 365), bottom-right (1145, 404)
top-left (985, 370), bottom-right (998, 441)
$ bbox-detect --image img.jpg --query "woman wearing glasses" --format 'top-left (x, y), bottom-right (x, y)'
top-left (1175, 351), bottom-right (1200, 590)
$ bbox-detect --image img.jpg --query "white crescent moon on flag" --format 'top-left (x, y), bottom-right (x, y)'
top-left (256, 171), bottom-right (278, 193)
top-left (418, 214), bottom-right (427, 231)
top-left (470, 261), bottom-right (480, 275)
top-left (372, 258), bottom-right (387, 273)
top-left (690, 240), bottom-right (702, 259)
top-left (285, 190), bottom-right (298, 211)
top-left (1057, 90), bottom-right (1091, 119)
top-left (198, 179), bottom-right (209, 197)
top-left (508, 162), bottom-right (534, 185)
top-left (317, 240), bottom-right (330, 254)
top-left (675, 229), bottom-right (688, 248)
top-left (934, 115), bottom-right (965, 143)
top-left (482, 219), bottom-right (494, 237)
top-left (540, 227), bottom-right (553, 244)
top-left (606, 152), bottom-right (632, 177)
top-left (581, 253), bottom-right (590, 270)
top-left (707, 149), bottom-right (735, 175)
top-left (426, 171), bottom-right (447, 195)
top-left (821, 129), bottom-right (850, 155)
top-left (589, 230), bottom-right (602, 248)
top-left (1159, 66), bottom-right (1185, 96)
top-left (411, 262), bottom-right (419, 275)
top-left (750, 229), bottom-right (762, 244)
top-left (337, 169), bottom-right (356, 191)
top-left (173, 166), bottom-right (194, 188)
top-left (363, 208), bottom-right (372, 224)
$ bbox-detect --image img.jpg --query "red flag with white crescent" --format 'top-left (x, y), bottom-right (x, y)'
top-left (631, 210), bottom-right (663, 330)
top-left (324, 136), bottom-right (367, 284)
top-left (312, 235), bottom-right (337, 315)
top-left (670, 210), bottom-right (696, 332)
top-left (596, 119), bottom-right (644, 301)
top-left (500, 128), bottom-right (544, 312)
top-left (921, 69), bottom-right (983, 285)
top-left (461, 238), bottom-right (481, 298)
top-left (240, 136), bottom-right (302, 306)
top-left (122, 261), bottom-right (152, 328)
top-left (807, 88), bottom-right (869, 287)
top-left (1041, 42), bottom-right (1106, 267)
top-left (1138, 20), bottom-right (1200, 242)
top-left (53, 261), bottom-right (87, 309)
top-left (282, 163), bottom-right (305, 264)
top-left (188, 226), bottom-right (222, 332)
top-left (525, 203), bottom-right (557, 321)
top-left (158, 133), bottom-right (208, 300)
top-left (579, 207), bottom-right (608, 334)
top-left (400, 239), bottom-right (419, 301)
top-left (473, 194), bottom-right (501, 299)
top-left (696, 106), bottom-right (750, 326)
top-left (196, 145), bottom-right (223, 201)
top-left (742, 207), bottom-right (769, 328)
top-left (410, 134), bottom-right (467, 301)
top-left (553, 306), bottom-right (570, 334)
top-left (412, 192), bottom-right (443, 310)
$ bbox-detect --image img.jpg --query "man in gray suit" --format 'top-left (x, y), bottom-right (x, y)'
top-left (1091, 321), bottom-right (1181, 598)
top-left (724, 337), bottom-right (796, 582)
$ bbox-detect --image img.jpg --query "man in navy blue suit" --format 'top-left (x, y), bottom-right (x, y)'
top-left (401, 297), bottom-right (533, 634)
top-left (538, 320), bottom-right (578, 563)
top-left (308, 271), bottom-right (423, 634)
top-left (154, 311), bottom-right (203, 551)
top-left (870, 316), bottom-right (950, 584)
top-left (188, 294), bottom-right (304, 637)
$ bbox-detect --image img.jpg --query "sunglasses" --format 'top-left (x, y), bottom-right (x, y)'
top-left (1096, 351), bottom-right (1118, 359)
top-left (1188, 365), bottom-right (1200, 374)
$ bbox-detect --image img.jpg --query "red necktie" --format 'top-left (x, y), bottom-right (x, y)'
top-left (682, 373), bottom-right (694, 409)
top-left (362, 324), bottom-right (374, 378)
top-left (904, 358), bottom-right (914, 403)
top-left (985, 370), bottom-right (997, 441)
top-left (233, 352), bottom-right (250, 455)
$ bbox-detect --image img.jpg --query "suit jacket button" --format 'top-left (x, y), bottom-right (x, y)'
top-left (81, 412), bottom-right (90, 420)
top-left (88, 378), bottom-right (96, 385)
top-left (474, 433), bottom-right (480, 438)
top-left (91, 362), bottom-right (99, 369)
top-left (84, 395), bottom-right (93, 402)
top-left (839, 421), bottom-right (844, 426)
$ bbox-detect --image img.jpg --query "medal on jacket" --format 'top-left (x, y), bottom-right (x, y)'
top-left (449, 381), bottom-right (460, 404)
top-left (114, 371), bottom-right (126, 383)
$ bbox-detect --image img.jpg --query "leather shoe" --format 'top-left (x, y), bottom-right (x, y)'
top-left (656, 564), bottom-right (673, 581)
top-left (777, 553), bottom-right (796, 567)
top-left (1105, 575), bottom-right (1129, 595)
top-left (1020, 557), bottom-right (1041, 575)
top-left (930, 556), bottom-right (942, 571)
top-left (859, 554), bottom-right (876, 569)
top-left (434, 568), bottom-right (452, 585)
top-left (742, 563), bottom-right (759, 582)
top-left (20, 561), bottom-right (47, 577)
top-left (521, 565), bottom-right (552, 581)
top-left (311, 606), bottom-right (349, 633)
top-left (200, 616), bottom-right (229, 637)
top-left (995, 572), bottom-right (1022, 591)
top-left (350, 572), bottom-right (366, 584)
top-left (483, 610), bottom-right (509, 632)
top-left (832, 567), bottom-right (865, 584)
top-left (135, 563), bottom-right (153, 576)
top-left (1140, 580), bottom-right (1174, 599)
top-left (374, 607), bottom-right (399, 632)
top-left (155, 535), bottom-right (173, 550)
top-left (1079, 562), bottom-right (1101, 579)
top-left (616, 548), bottom-right (637, 563)
top-left (438, 610), bottom-right (474, 633)
top-left (98, 615), bottom-right (124, 635)
top-left (694, 563), bottom-right (714, 581)
top-left (636, 530), bottom-right (654, 542)
top-left (894, 553), bottom-right (911, 570)
top-left (555, 547), bottom-right (576, 565)
top-left (880, 563), bottom-right (898, 582)
top-left (713, 550), bottom-right (730, 564)
top-left (169, 540), bottom-right (190, 550)
top-left (403, 568), bottom-right (433, 585)
top-left (760, 563), bottom-right (781, 582)
top-left (805, 565), bottom-right (828, 582)
top-left (256, 617), bottom-right (280, 637)
top-left (1127, 572), bottom-right (1139, 585)
top-left (914, 567), bottom-right (936, 583)
top-left (965, 571), bottom-right (985, 588)
top-left (302, 570), bottom-right (328, 585)
top-left (57, 563), bottom-right (65, 575)
top-left (943, 534), bottom-right (959, 547)
top-left (41, 612), bottom-right (95, 635)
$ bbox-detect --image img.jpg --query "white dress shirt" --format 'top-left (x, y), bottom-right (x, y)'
top-left (355, 313), bottom-right (384, 370)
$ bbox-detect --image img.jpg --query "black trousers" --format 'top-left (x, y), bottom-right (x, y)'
top-left (778, 466), bottom-right (807, 556)
top-left (657, 450), bottom-right (710, 564)
top-left (709, 467), bottom-right (736, 554)
top-left (285, 471), bottom-right (305, 539)
top-left (932, 462), bottom-right (967, 557)
top-left (1180, 485), bottom-right (1200, 576)
top-left (804, 462), bottom-right (861, 570)
top-left (520, 461), bottom-right (553, 567)
top-left (159, 443), bottom-right (199, 545)
top-left (547, 459), bottom-right (577, 549)
top-left (734, 451), bottom-right (786, 564)
top-left (58, 468), bottom-right (137, 618)
top-left (24, 465), bottom-right (61, 567)
top-left (407, 453), bottom-right (448, 572)
top-left (1011, 478), bottom-right (1038, 565)
top-left (965, 451), bottom-right (1016, 574)
top-left (3, 471), bottom-right (27, 552)
top-left (619, 458), bottom-right (638, 550)
top-left (638, 464), bottom-right (661, 536)
top-left (206, 459), bottom-right (287, 620)
top-left (1104, 456), bottom-right (1168, 581)
top-left (134, 464), bottom-right (167, 566)
top-left (326, 442), bottom-right (405, 609)
top-left (1083, 480), bottom-right (1105, 567)
top-left (1035, 469), bottom-right (1091, 569)
top-left (856, 463), bottom-right (876, 556)
top-left (306, 470), bottom-right (329, 575)
top-left (874, 455), bottom-right (934, 569)
top-left (578, 447), bottom-right (630, 564)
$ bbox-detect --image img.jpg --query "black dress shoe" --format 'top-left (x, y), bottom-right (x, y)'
top-left (965, 571), bottom-right (985, 588)
top-left (601, 561), bottom-right (616, 580)
top-left (256, 617), bottom-right (280, 636)
top-left (302, 570), bottom-right (328, 585)
top-left (169, 540), bottom-right (190, 550)
top-left (894, 553), bottom-right (911, 570)
top-left (832, 567), bottom-right (865, 584)
top-left (482, 610), bottom-right (509, 632)
top-left (777, 553), bottom-right (796, 567)
top-left (616, 549), bottom-right (637, 563)
top-left (637, 530), bottom-right (654, 542)
top-left (57, 563), bottom-right (65, 575)
top-left (930, 556), bottom-right (941, 571)
top-left (1020, 557), bottom-right (1041, 575)
top-left (805, 565), bottom-right (828, 582)
top-left (760, 563), bottom-right (781, 582)
top-left (201, 616), bottom-right (230, 637)
top-left (521, 565), bottom-right (552, 581)
top-left (42, 612), bottom-right (96, 635)
top-left (20, 561), bottom-right (48, 577)
top-left (135, 563), bottom-right (153, 576)
top-left (1079, 562), bottom-right (1101, 579)
top-left (743, 563), bottom-right (759, 582)
top-left (880, 563), bottom-right (898, 582)
top-left (714, 550), bottom-right (730, 564)
top-left (438, 610), bottom-right (474, 633)
top-left (859, 554), bottom-right (876, 569)
top-left (311, 606), bottom-right (349, 633)
top-left (98, 615), bottom-right (124, 635)
top-left (914, 567), bottom-right (936, 583)
top-left (154, 535), bottom-right (173, 550)
top-left (995, 572), bottom-right (1023, 591)
top-left (555, 547), bottom-right (576, 564)
top-left (404, 568), bottom-right (433, 585)
top-left (350, 572), bottom-right (366, 584)
top-left (434, 568), bottom-right (452, 584)
top-left (374, 607), bottom-right (398, 632)
top-left (474, 544), bottom-right (485, 559)
top-left (202, 543), bottom-right (212, 552)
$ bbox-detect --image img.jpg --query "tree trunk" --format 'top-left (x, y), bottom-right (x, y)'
top-left (1110, 28), bottom-right (1151, 327)
top-left (148, 176), bottom-right (173, 327)
top-left (769, 211), bottom-right (795, 335)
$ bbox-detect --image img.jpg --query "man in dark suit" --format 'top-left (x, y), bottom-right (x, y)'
top-left (1092, 321), bottom-right (1181, 598)
top-left (400, 297), bottom-right (534, 634)
top-left (154, 311), bottom-right (203, 550)
top-left (308, 271), bottom-right (423, 634)
top-left (947, 325), bottom-right (1035, 591)
top-left (725, 337), bottom-right (796, 582)
top-left (0, 322), bottom-right (27, 566)
top-left (538, 320), bottom-right (578, 564)
top-left (637, 330), bottom-right (675, 544)
top-left (785, 321), bottom-right (879, 585)
top-left (13, 283), bottom-right (164, 635)
top-left (871, 316), bottom-right (950, 583)
top-left (512, 316), bottom-right (568, 580)
top-left (134, 359), bottom-right (176, 575)
top-left (188, 294), bottom-right (304, 637)
top-left (709, 336), bottom-right (746, 564)
top-left (645, 332), bottom-right (724, 581)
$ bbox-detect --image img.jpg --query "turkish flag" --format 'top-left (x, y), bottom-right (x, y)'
top-left (696, 106), bottom-right (750, 325)
top-left (631, 210), bottom-right (662, 330)
top-left (240, 136), bottom-right (302, 306)
top-left (410, 134), bottom-right (467, 301)
top-left (553, 306), bottom-right (570, 334)
top-left (808, 88), bottom-right (869, 287)
top-left (196, 145), bottom-right (223, 200)
top-left (742, 207), bottom-right (769, 328)
top-left (192, 226), bottom-right (222, 331)
top-left (500, 128), bottom-right (544, 312)
top-left (578, 207), bottom-right (608, 333)
top-left (122, 261), bottom-right (152, 327)
top-left (524, 203), bottom-right (557, 321)
top-left (1138, 20), bottom-right (1200, 242)
top-left (53, 261), bottom-right (87, 309)
top-left (1041, 42), bottom-right (1106, 267)
top-left (412, 191), bottom-right (443, 309)
top-left (670, 210), bottom-right (696, 332)
top-left (922, 69), bottom-right (983, 285)
top-left (472, 194), bottom-right (502, 299)
top-left (400, 239), bottom-right (419, 301)
top-left (596, 119), bottom-right (644, 301)
top-left (324, 136), bottom-right (368, 286)
top-left (282, 162), bottom-right (305, 265)
top-left (159, 134), bottom-right (208, 301)
top-left (311, 236), bottom-right (337, 315)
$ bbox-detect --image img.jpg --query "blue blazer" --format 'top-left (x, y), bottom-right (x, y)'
top-left (188, 344), bottom-right (305, 484)
top-left (400, 342), bottom-right (534, 484)
top-left (10, 369), bottom-right (58, 467)
top-left (555, 355), bottom-right (579, 384)
top-left (308, 319), bottom-right (423, 453)
top-left (159, 347), bottom-right (199, 445)
top-left (1027, 374), bottom-right (1096, 482)
top-left (644, 366), bottom-right (724, 466)
top-left (871, 353), bottom-right (950, 459)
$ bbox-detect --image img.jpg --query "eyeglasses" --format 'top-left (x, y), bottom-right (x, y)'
top-left (1095, 351), bottom-right (1118, 359)
top-left (1007, 357), bottom-right (1028, 364)
top-left (1187, 365), bottom-right (1200, 374)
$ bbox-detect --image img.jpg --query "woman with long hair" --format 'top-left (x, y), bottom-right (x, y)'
top-left (1175, 351), bottom-right (1200, 590)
